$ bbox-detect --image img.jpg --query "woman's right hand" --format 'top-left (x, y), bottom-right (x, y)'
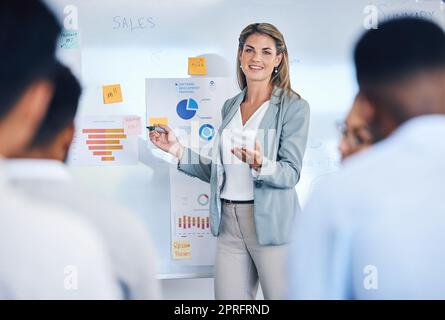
top-left (149, 124), bottom-right (184, 159)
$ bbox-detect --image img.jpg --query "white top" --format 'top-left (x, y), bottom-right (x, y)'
top-left (0, 159), bottom-right (121, 299)
top-left (220, 100), bottom-right (270, 201)
top-left (5, 159), bottom-right (161, 300)
top-left (289, 115), bottom-right (445, 299)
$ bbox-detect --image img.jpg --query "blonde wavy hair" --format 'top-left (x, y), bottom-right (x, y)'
top-left (236, 23), bottom-right (298, 97)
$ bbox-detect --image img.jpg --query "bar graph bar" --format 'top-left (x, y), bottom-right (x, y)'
top-left (88, 145), bottom-right (123, 150)
top-left (82, 128), bottom-right (124, 133)
top-left (88, 134), bottom-right (127, 139)
top-left (92, 151), bottom-right (112, 156)
top-left (86, 140), bottom-right (121, 144)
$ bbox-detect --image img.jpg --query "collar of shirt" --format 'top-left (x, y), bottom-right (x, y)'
top-left (5, 159), bottom-right (72, 182)
top-left (342, 114), bottom-right (445, 168)
top-left (388, 114), bottom-right (445, 145)
top-left (236, 99), bottom-right (270, 128)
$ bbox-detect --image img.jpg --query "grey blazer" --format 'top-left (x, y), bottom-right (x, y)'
top-left (178, 87), bottom-right (310, 245)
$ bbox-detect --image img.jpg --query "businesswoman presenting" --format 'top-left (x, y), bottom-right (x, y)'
top-left (150, 23), bottom-right (309, 299)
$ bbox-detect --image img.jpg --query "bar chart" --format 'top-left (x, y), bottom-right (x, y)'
top-left (83, 128), bottom-right (126, 162)
top-left (68, 116), bottom-right (139, 166)
top-left (175, 213), bottom-right (211, 238)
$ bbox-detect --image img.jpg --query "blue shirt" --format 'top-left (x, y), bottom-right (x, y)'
top-left (289, 115), bottom-right (445, 299)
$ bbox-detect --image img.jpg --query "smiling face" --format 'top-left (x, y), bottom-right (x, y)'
top-left (239, 33), bottom-right (283, 85)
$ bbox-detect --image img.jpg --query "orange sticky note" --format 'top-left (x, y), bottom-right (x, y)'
top-left (103, 84), bottom-right (123, 104)
top-left (172, 240), bottom-right (192, 260)
top-left (149, 117), bottom-right (169, 126)
top-left (188, 57), bottom-right (207, 75)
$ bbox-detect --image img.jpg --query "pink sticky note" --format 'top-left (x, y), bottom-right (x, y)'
top-left (123, 116), bottom-right (142, 134)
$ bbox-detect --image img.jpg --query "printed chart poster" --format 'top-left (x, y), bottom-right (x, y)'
top-left (68, 115), bottom-right (140, 166)
top-left (169, 169), bottom-right (215, 265)
top-left (146, 77), bottom-right (238, 266)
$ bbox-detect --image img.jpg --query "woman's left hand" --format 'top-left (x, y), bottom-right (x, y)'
top-left (231, 140), bottom-right (263, 171)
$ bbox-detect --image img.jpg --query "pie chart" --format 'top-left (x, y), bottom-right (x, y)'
top-left (199, 124), bottom-right (215, 141)
top-left (176, 98), bottom-right (198, 120)
top-left (197, 193), bottom-right (209, 206)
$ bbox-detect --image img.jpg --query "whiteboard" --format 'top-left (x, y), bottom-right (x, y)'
top-left (45, 0), bottom-right (445, 279)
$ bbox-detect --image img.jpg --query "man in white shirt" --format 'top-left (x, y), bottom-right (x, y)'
top-left (0, 179), bottom-right (121, 299)
top-left (6, 63), bottom-right (160, 299)
top-left (0, 0), bottom-right (120, 299)
top-left (289, 18), bottom-right (445, 299)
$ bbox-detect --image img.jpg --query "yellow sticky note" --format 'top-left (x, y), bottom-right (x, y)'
top-left (188, 57), bottom-right (207, 75)
top-left (172, 240), bottom-right (191, 260)
top-left (149, 117), bottom-right (169, 126)
top-left (103, 84), bottom-right (123, 104)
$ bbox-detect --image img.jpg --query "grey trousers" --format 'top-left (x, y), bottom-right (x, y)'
top-left (214, 202), bottom-right (288, 300)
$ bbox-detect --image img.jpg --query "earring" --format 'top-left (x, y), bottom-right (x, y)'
top-left (274, 67), bottom-right (278, 73)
